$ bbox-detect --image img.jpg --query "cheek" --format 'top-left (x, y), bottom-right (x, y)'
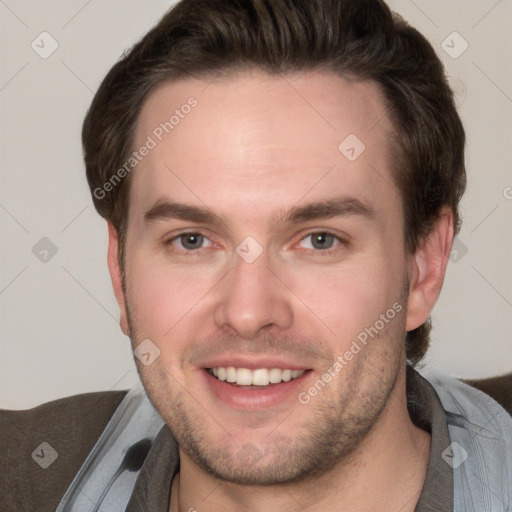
top-left (130, 264), bottom-right (171, 323)
top-left (126, 251), bottom-right (219, 350)
top-left (285, 254), bottom-right (403, 342)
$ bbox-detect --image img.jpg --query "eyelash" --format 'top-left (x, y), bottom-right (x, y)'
top-left (163, 231), bottom-right (346, 256)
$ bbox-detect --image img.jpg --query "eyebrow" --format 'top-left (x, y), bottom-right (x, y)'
top-left (276, 197), bottom-right (375, 225)
top-left (144, 201), bottom-right (222, 225)
top-left (143, 196), bottom-right (375, 228)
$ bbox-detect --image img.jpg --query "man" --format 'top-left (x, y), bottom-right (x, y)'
top-left (1, 0), bottom-right (511, 511)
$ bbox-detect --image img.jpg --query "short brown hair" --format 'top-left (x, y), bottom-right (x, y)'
top-left (83, 0), bottom-right (466, 365)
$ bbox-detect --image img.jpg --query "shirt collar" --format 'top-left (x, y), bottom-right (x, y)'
top-left (408, 366), bottom-right (453, 511)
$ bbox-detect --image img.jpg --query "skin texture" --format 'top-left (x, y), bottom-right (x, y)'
top-left (107, 70), bottom-right (453, 512)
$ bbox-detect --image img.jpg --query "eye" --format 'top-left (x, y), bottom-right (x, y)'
top-left (298, 232), bottom-right (342, 252)
top-left (167, 232), bottom-right (212, 252)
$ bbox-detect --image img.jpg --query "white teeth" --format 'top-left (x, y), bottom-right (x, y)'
top-left (226, 366), bottom-right (237, 383)
top-left (282, 369), bottom-right (292, 382)
top-left (209, 366), bottom-right (306, 385)
top-left (236, 368), bottom-right (253, 385)
top-left (269, 368), bottom-right (283, 383)
top-left (252, 369), bottom-right (269, 386)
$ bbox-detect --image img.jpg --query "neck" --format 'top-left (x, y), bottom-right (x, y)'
top-left (170, 370), bottom-right (431, 512)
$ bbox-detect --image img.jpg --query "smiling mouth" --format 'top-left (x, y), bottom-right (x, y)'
top-left (206, 367), bottom-right (309, 387)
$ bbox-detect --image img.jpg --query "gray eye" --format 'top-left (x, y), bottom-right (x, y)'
top-left (180, 233), bottom-right (204, 250)
top-left (310, 233), bottom-right (336, 250)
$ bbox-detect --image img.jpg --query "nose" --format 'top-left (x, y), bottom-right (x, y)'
top-left (213, 248), bottom-right (293, 339)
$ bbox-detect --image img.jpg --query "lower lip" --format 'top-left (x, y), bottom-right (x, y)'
top-left (201, 369), bottom-right (313, 410)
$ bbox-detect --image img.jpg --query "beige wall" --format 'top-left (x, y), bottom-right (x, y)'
top-left (1, 0), bottom-right (511, 409)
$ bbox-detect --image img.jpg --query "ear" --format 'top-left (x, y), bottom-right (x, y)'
top-left (406, 208), bottom-right (454, 331)
top-left (107, 222), bottom-right (130, 337)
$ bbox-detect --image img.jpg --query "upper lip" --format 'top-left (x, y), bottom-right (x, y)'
top-left (197, 356), bottom-right (312, 371)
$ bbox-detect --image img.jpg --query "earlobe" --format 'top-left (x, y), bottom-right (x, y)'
top-left (107, 222), bottom-right (130, 337)
top-left (406, 209), bottom-right (454, 332)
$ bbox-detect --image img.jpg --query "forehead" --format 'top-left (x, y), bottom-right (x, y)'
top-left (129, 69), bottom-right (397, 223)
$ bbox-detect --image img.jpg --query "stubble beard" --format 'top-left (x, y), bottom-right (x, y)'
top-left (126, 298), bottom-right (406, 487)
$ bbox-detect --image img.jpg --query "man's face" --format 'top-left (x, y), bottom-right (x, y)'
top-left (120, 70), bottom-right (412, 484)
